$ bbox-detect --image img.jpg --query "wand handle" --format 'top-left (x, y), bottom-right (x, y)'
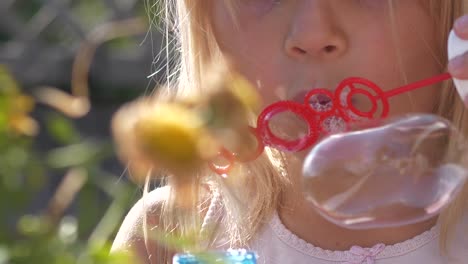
top-left (448, 29), bottom-right (468, 106)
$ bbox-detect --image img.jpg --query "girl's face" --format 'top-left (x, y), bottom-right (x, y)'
top-left (212, 0), bottom-right (441, 116)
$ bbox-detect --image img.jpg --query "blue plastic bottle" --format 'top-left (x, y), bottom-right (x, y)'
top-left (173, 249), bottom-right (257, 264)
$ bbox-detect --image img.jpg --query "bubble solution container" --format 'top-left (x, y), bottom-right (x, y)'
top-left (173, 249), bottom-right (257, 264)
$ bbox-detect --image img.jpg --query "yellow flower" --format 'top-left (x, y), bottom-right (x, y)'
top-left (202, 70), bottom-right (262, 161)
top-left (226, 72), bottom-right (261, 113)
top-left (111, 69), bottom-right (260, 184)
top-left (112, 98), bottom-right (219, 183)
top-left (8, 114), bottom-right (39, 137)
top-left (12, 94), bottom-right (35, 113)
top-left (134, 103), bottom-right (216, 174)
top-left (0, 65), bottom-right (38, 136)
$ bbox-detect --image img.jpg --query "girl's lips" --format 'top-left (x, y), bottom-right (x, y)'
top-left (292, 90), bottom-right (333, 107)
top-left (292, 87), bottom-right (360, 109)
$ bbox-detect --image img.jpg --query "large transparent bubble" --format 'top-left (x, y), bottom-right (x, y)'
top-left (302, 114), bottom-right (468, 229)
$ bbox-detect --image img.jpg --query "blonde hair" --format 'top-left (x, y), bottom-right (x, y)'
top-left (430, 0), bottom-right (468, 253)
top-left (147, 0), bottom-right (468, 261)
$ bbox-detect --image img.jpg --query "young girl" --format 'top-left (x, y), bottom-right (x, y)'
top-left (112, 1), bottom-right (468, 263)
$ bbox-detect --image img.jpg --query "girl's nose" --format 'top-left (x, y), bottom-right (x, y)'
top-left (284, 1), bottom-right (348, 62)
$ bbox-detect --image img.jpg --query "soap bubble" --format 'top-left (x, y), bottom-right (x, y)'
top-left (302, 114), bottom-right (468, 229)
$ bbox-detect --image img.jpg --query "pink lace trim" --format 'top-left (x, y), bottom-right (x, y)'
top-left (343, 244), bottom-right (385, 264)
top-left (269, 212), bottom-right (439, 262)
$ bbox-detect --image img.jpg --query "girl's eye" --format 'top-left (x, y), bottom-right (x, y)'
top-left (238, 0), bottom-right (280, 14)
top-left (356, 0), bottom-right (387, 9)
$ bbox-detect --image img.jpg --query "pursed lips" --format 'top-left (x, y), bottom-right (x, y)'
top-left (291, 89), bottom-right (333, 106)
top-left (291, 87), bottom-right (359, 109)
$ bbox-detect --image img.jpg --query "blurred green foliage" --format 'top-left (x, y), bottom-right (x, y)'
top-left (11, 0), bottom-right (42, 22)
top-left (0, 65), bottom-right (139, 263)
top-left (71, 0), bottom-right (110, 30)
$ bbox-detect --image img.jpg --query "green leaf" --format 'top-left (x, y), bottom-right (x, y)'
top-left (77, 185), bottom-right (102, 238)
top-left (17, 215), bottom-right (49, 236)
top-left (45, 113), bottom-right (80, 145)
top-left (0, 65), bottom-right (19, 94)
top-left (46, 141), bottom-right (108, 168)
top-left (87, 243), bottom-right (135, 264)
top-left (0, 246), bottom-right (10, 264)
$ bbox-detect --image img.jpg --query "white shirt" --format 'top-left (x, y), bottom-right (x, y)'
top-left (245, 212), bottom-right (468, 264)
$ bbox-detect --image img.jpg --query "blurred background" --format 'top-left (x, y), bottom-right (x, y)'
top-left (0, 0), bottom-right (165, 262)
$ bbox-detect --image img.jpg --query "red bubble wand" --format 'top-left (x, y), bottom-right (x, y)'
top-left (209, 73), bottom-right (452, 175)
